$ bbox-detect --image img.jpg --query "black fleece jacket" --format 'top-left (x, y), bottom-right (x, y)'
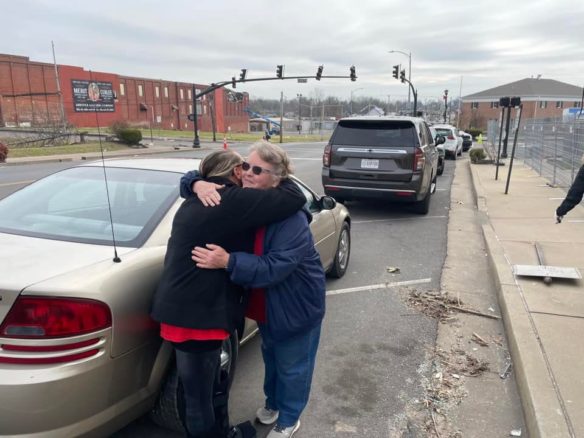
top-left (151, 177), bottom-right (305, 332)
top-left (557, 165), bottom-right (584, 217)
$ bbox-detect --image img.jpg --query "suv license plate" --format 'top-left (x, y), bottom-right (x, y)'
top-left (361, 159), bottom-right (379, 169)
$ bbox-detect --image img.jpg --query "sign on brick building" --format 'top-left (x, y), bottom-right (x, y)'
top-left (71, 80), bottom-right (115, 112)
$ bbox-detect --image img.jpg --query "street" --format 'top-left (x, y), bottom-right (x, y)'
top-left (1, 142), bottom-right (454, 437)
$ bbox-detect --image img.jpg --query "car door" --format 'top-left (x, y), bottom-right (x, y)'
top-left (294, 180), bottom-right (337, 270)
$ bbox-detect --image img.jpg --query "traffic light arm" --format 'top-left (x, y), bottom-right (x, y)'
top-left (397, 76), bottom-right (418, 117)
top-left (194, 74), bottom-right (354, 100)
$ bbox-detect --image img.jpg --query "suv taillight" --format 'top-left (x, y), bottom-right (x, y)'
top-left (323, 143), bottom-right (332, 167)
top-left (413, 147), bottom-right (425, 171)
top-left (447, 135), bottom-right (455, 140)
top-left (0, 297), bottom-right (112, 338)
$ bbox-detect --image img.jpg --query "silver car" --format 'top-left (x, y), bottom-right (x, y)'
top-left (0, 158), bottom-right (351, 436)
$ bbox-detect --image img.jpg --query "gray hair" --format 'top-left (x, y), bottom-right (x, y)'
top-left (248, 140), bottom-right (293, 180)
top-left (199, 150), bottom-right (243, 179)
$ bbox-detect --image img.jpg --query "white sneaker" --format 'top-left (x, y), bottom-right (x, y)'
top-left (256, 406), bottom-right (279, 425)
top-left (267, 421), bottom-right (300, 438)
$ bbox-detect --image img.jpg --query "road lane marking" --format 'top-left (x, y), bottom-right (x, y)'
top-left (326, 278), bottom-right (432, 296)
top-left (353, 215), bottom-right (447, 224)
top-left (0, 180), bottom-right (34, 187)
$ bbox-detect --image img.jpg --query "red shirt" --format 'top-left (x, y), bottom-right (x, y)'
top-left (245, 226), bottom-right (267, 323)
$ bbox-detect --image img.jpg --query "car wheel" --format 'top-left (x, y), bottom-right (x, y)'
top-left (457, 147), bottom-right (462, 156)
top-left (150, 331), bottom-right (239, 432)
top-left (412, 183), bottom-right (432, 215)
top-left (452, 150), bottom-right (457, 160)
top-left (328, 222), bottom-right (351, 278)
top-left (437, 158), bottom-right (444, 176)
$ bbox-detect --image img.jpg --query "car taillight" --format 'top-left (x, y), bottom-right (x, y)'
top-left (413, 147), bottom-right (425, 171)
top-left (323, 143), bottom-right (332, 167)
top-left (0, 297), bottom-right (112, 338)
top-left (447, 135), bottom-right (455, 140)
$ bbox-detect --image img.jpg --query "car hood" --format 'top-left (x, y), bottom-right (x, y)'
top-left (0, 232), bottom-right (135, 292)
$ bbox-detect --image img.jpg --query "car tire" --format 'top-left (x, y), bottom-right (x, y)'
top-left (452, 150), bottom-right (457, 160)
top-left (328, 222), bottom-right (351, 278)
top-left (437, 159), bottom-right (444, 176)
top-left (412, 180), bottom-right (432, 215)
top-left (150, 331), bottom-right (239, 432)
top-left (457, 147), bottom-right (462, 156)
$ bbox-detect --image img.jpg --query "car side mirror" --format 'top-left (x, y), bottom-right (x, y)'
top-left (320, 196), bottom-right (337, 210)
top-left (435, 135), bottom-right (446, 145)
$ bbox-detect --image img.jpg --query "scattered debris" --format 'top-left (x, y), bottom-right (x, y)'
top-left (510, 428), bottom-right (522, 436)
top-left (386, 266), bottom-right (400, 274)
top-left (405, 288), bottom-right (501, 322)
top-left (488, 306), bottom-right (495, 312)
top-left (500, 362), bottom-right (513, 379)
top-left (471, 332), bottom-right (489, 347)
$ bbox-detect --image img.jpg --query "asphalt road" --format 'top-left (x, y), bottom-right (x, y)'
top-left (0, 143), bottom-right (456, 437)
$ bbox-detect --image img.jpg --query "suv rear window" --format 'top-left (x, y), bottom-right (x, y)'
top-left (333, 120), bottom-right (418, 147)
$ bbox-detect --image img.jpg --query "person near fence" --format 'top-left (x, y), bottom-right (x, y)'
top-left (556, 154), bottom-right (584, 223)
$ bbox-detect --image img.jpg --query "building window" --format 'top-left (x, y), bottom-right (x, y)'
top-left (471, 102), bottom-right (479, 109)
top-left (119, 83), bottom-right (125, 96)
top-left (138, 84), bottom-right (143, 97)
top-left (556, 101), bottom-right (563, 109)
top-left (575, 101), bottom-right (582, 108)
top-left (155, 86), bottom-right (160, 98)
top-left (180, 89), bottom-right (184, 100)
top-left (490, 101), bottom-right (499, 109)
top-left (188, 89), bottom-right (192, 99)
top-left (164, 86), bottom-right (169, 98)
top-left (189, 104), bottom-right (192, 113)
top-left (539, 101), bottom-right (547, 109)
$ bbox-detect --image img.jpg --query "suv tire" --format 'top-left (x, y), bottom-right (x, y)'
top-left (412, 174), bottom-right (434, 215)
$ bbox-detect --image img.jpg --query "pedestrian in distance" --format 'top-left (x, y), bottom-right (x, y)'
top-left (188, 141), bottom-right (326, 438)
top-left (556, 154), bottom-right (584, 223)
top-left (151, 149), bottom-right (306, 438)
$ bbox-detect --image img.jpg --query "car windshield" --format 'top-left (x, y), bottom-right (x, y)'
top-left (0, 166), bottom-right (180, 247)
top-left (333, 120), bottom-right (418, 147)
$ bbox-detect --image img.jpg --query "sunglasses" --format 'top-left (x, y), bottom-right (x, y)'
top-left (241, 161), bottom-right (275, 176)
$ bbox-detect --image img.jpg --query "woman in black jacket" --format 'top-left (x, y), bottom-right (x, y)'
top-left (556, 157), bottom-right (584, 223)
top-left (151, 149), bottom-right (305, 438)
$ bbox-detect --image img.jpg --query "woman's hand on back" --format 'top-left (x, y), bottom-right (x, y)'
top-left (192, 244), bottom-right (230, 269)
top-left (193, 181), bottom-right (223, 207)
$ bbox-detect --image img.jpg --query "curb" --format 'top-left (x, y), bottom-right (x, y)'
top-left (467, 161), bottom-right (572, 438)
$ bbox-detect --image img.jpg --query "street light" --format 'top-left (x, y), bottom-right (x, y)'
top-left (388, 50), bottom-right (412, 108)
top-left (350, 88), bottom-right (364, 115)
top-left (297, 93), bottom-right (302, 133)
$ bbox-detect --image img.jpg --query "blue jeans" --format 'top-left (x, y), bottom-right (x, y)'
top-left (258, 323), bottom-right (322, 428)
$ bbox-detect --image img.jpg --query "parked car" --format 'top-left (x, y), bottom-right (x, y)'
top-left (0, 158), bottom-right (351, 436)
top-left (459, 131), bottom-right (473, 151)
top-left (322, 116), bottom-right (443, 214)
top-left (432, 124), bottom-right (462, 159)
top-left (429, 126), bottom-right (445, 176)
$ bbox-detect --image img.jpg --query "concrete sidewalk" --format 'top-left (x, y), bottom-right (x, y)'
top-left (469, 159), bottom-right (584, 438)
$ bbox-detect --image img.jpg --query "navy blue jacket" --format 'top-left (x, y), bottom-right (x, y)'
top-left (227, 210), bottom-right (326, 341)
top-left (557, 165), bottom-right (584, 217)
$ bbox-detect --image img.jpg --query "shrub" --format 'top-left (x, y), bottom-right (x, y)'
top-left (469, 148), bottom-right (486, 163)
top-left (0, 141), bottom-right (8, 163)
top-left (118, 128), bottom-right (143, 145)
top-left (466, 128), bottom-right (483, 139)
top-left (109, 120), bottom-right (131, 138)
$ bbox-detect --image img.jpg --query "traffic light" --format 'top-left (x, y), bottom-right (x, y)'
top-left (316, 65), bottom-right (323, 80)
top-left (239, 69), bottom-right (247, 81)
top-left (350, 65), bottom-right (356, 82)
top-left (400, 69), bottom-right (406, 83)
top-left (510, 96), bottom-right (521, 107)
top-left (232, 77), bottom-right (236, 88)
top-left (276, 65), bottom-right (284, 78)
top-left (392, 65), bottom-right (399, 79)
top-left (499, 96), bottom-right (510, 107)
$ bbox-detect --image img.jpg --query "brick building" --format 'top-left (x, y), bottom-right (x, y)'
top-left (0, 53), bottom-right (249, 133)
top-left (460, 78), bottom-right (583, 130)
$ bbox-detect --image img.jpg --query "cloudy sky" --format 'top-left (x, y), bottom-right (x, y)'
top-left (3, 0), bottom-right (584, 103)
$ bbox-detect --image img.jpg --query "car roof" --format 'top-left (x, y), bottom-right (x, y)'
top-left (79, 157), bottom-right (201, 173)
top-left (432, 124), bottom-right (456, 130)
top-left (339, 115), bottom-right (424, 123)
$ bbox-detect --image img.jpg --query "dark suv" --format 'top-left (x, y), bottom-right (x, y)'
top-left (322, 116), bottom-right (443, 214)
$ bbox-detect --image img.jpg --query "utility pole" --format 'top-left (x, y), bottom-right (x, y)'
top-left (51, 41), bottom-right (66, 130)
top-left (443, 90), bottom-right (449, 124)
top-left (279, 91), bottom-right (284, 144)
top-left (192, 84), bottom-right (200, 147)
top-left (297, 93), bottom-right (302, 134)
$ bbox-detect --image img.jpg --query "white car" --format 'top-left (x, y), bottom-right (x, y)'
top-left (432, 124), bottom-right (462, 159)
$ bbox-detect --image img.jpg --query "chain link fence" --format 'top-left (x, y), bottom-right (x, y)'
top-left (487, 117), bottom-right (584, 188)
